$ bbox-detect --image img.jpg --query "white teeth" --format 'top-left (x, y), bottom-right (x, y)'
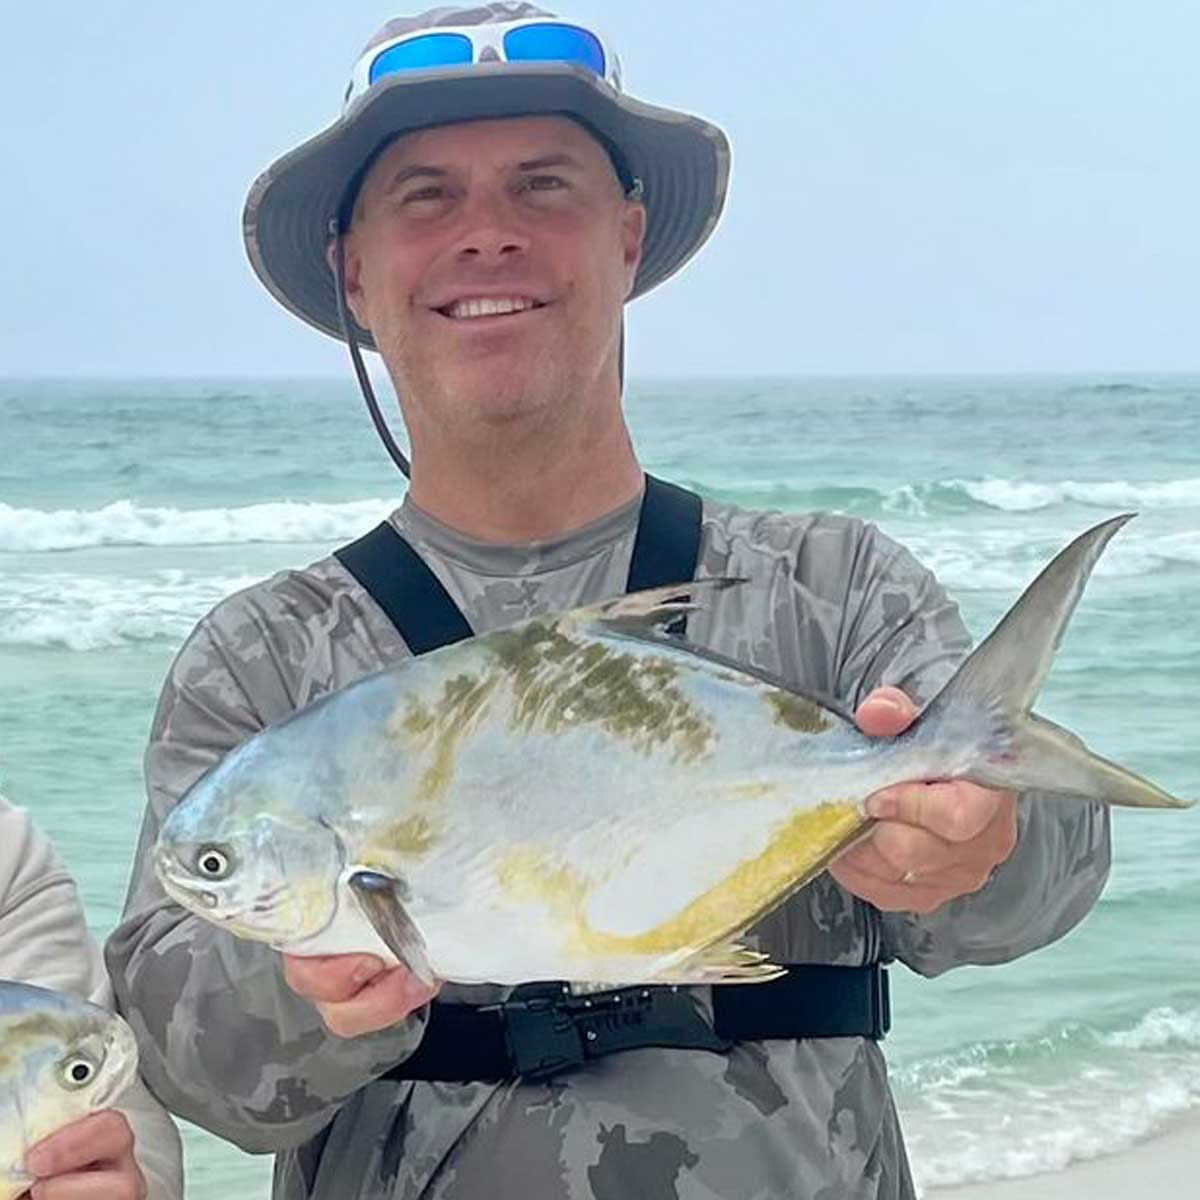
top-left (445, 297), bottom-right (538, 320)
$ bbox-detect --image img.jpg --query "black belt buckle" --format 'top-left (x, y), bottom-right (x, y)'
top-left (498, 982), bottom-right (732, 1081)
top-left (495, 983), bottom-right (584, 1080)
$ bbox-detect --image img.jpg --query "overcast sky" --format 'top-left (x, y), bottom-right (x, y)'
top-left (2, 1), bottom-right (1196, 377)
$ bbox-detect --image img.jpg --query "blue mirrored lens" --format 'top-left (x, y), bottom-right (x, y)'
top-left (503, 24), bottom-right (606, 76)
top-left (369, 33), bottom-right (473, 83)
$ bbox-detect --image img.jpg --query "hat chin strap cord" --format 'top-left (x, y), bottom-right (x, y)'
top-left (330, 219), bottom-right (628, 483)
top-left (331, 220), bottom-right (413, 479)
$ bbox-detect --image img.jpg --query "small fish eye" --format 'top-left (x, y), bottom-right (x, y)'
top-left (196, 847), bottom-right (232, 880)
top-left (60, 1056), bottom-right (96, 1089)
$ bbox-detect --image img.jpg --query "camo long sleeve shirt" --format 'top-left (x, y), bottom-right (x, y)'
top-left (106, 494), bottom-right (1111, 1200)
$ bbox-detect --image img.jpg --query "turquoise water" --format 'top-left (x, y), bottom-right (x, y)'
top-left (1, 376), bottom-right (1197, 1194)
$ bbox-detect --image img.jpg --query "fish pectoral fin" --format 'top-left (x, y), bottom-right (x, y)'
top-left (348, 870), bottom-right (435, 987)
top-left (652, 939), bottom-right (787, 985)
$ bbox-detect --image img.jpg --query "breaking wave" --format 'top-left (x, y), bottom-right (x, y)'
top-left (0, 571), bottom-right (261, 650)
top-left (2, 477), bottom-right (1197, 554)
top-left (949, 476), bottom-right (1200, 513)
top-left (678, 476), bottom-right (1200, 519)
top-left (902, 527), bottom-right (1200, 591)
top-left (0, 498), bottom-right (393, 553)
top-left (896, 1005), bottom-right (1200, 1192)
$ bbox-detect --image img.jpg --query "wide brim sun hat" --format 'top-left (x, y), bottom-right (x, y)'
top-left (243, 4), bottom-right (731, 353)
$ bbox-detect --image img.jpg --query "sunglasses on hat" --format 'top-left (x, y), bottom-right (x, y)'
top-left (345, 17), bottom-right (621, 108)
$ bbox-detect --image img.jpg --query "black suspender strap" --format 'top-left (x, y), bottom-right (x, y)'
top-left (626, 474), bottom-right (704, 594)
top-left (334, 522), bottom-right (474, 654)
top-left (334, 472), bottom-right (703, 652)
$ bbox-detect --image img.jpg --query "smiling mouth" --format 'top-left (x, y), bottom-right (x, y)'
top-left (435, 296), bottom-right (548, 321)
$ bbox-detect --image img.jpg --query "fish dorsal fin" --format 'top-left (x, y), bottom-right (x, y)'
top-left (586, 584), bottom-right (856, 727)
top-left (580, 577), bottom-right (746, 635)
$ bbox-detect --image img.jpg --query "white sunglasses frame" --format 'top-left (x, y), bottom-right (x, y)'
top-left (345, 17), bottom-right (624, 110)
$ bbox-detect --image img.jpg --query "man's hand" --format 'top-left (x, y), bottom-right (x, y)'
top-left (24, 1110), bottom-right (145, 1200)
top-left (830, 686), bottom-right (1019, 915)
top-left (283, 953), bottom-right (440, 1038)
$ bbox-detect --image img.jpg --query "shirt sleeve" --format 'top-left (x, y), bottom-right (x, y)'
top-left (0, 804), bottom-right (184, 1199)
top-left (104, 617), bottom-right (428, 1154)
top-left (832, 522), bottom-right (1112, 977)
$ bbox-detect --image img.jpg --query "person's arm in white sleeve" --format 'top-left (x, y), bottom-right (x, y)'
top-left (0, 799), bottom-right (184, 1200)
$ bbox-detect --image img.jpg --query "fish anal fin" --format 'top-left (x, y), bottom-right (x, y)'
top-left (653, 939), bottom-right (787, 985)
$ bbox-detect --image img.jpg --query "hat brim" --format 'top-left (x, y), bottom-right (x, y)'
top-left (243, 62), bottom-right (730, 350)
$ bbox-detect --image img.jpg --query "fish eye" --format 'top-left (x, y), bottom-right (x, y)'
top-left (59, 1055), bottom-right (98, 1090)
top-left (196, 846), bottom-right (233, 880)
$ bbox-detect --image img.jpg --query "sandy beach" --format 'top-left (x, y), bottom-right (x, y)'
top-left (928, 1110), bottom-right (1200, 1199)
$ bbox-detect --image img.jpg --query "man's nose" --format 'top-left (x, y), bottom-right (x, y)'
top-left (452, 194), bottom-right (531, 263)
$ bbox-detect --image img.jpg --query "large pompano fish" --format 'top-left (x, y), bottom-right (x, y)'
top-left (0, 981), bottom-right (138, 1200)
top-left (154, 516), bottom-right (1191, 987)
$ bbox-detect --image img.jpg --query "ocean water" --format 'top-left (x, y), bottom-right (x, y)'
top-left (0, 375), bottom-right (1196, 1196)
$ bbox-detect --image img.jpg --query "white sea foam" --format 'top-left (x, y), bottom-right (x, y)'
top-left (901, 526), bottom-right (1200, 592)
top-left (0, 498), bottom-right (394, 553)
top-left (0, 572), bottom-right (261, 650)
top-left (4, 476), bottom-right (1199, 555)
top-left (1103, 1005), bottom-right (1200, 1052)
top-left (871, 476), bottom-right (1200, 518)
top-left (953, 476), bottom-right (1200, 513)
top-left (897, 1006), bottom-right (1200, 1193)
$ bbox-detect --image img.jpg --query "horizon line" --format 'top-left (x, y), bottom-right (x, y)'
top-left (3, 368), bottom-right (1199, 384)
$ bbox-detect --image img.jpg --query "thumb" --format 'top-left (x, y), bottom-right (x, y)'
top-left (855, 686), bottom-right (919, 738)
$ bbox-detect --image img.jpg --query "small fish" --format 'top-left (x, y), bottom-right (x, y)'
top-left (0, 981), bottom-right (138, 1200)
top-left (154, 515), bottom-right (1191, 988)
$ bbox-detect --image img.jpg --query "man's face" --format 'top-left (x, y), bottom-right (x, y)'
top-left (341, 115), bottom-right (645, 438)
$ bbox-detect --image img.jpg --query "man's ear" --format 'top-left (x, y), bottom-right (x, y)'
top-left (620, 199), bottom-right (647, 299)
top-left (325, 232), bottom-right (371, 331)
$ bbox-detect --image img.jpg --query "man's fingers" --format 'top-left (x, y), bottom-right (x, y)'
top-left (26, 1112), bottom-right (133, 1179)
top-left (31, 1163), bottom-right (146, 1200)
top-left (854, 687), bottom-right (920, 738)
top-left (282, 953), bottom-right (440, 1037)
top-left (832, 824), bottom-right (960, 885)
top-left (831, 782), bottom-right (1018, 912)
top-left (866, 781), bottom-right (1008, 843)
top-left (830, 859), bottom-right (990, 916)
top-left (829, 859), bottom-right (949, 915)
top-left (31, 1168), bottom-right (145, 1200)
top-left (319, 965), bottom-right (440, 1039)
top-left (283, 953), bottom-right (386, 1003)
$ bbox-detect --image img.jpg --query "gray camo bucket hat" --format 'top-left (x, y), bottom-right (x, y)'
top-left (243, 4), bottom-right (731, 350)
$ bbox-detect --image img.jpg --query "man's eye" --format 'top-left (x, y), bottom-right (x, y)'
top-left (402, 187), bottom-right (446, 204)
top-left (523, 175), bottom-right (567, 192)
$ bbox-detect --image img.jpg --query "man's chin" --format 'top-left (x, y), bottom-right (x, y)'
top-left (444, 367), bottom-right (562, 425)
top-left (469, 389), bottom-right (556, 427)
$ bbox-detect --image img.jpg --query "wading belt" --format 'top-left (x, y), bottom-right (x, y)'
top-left (334, 473), bottom-right (890, 1082)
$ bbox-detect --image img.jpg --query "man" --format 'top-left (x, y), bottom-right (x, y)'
top-left (107, 6), bottom-right (1110, 1198)
top-left (0, 796), bottom-right (182, 1199)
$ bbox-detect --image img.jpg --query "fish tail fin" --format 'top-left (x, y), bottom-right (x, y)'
top-left (917, 514), bottom-right (1192, 810)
